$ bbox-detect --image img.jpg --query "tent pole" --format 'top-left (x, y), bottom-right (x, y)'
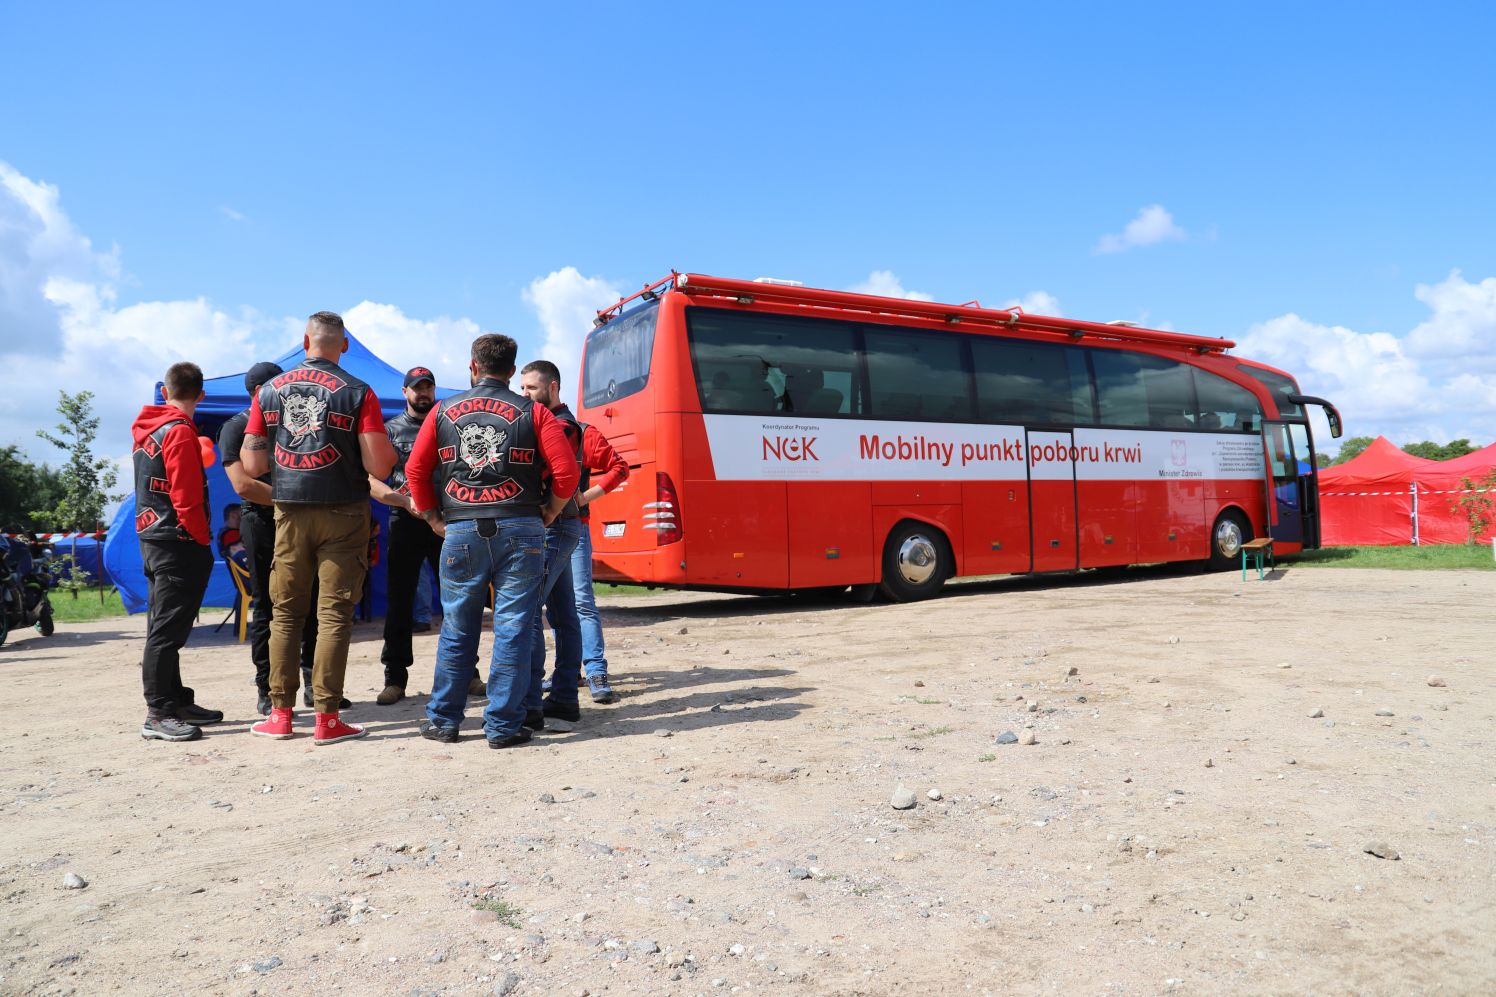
top-left (1410, 483), bottom-right (1419, 546)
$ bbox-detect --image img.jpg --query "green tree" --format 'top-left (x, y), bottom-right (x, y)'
top-left (1451, 470), bottom-right (1496, 545)
top-left (0, 445), bottom-right (66, 531)
top-left (34, 390), bottom-right (119, 533)
top-left (1330, 435), bottom-right (1375, 465)
top-left (1403, 439), bottom-right (1480, 461)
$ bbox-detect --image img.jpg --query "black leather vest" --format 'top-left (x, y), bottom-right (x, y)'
top-left (550, 404), bottom-right (590, 518)
top-left (432, 379), bottom-right (542, 520)
top-left (385, 410), bottom-right (424, 494)
top-left (255, 358), bottom-right (373, 505)
top-left (133, 417), bottom-right (206, 541)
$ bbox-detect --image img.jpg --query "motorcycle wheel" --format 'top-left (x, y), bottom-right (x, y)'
top-left (37, 605), bottom-right (54, 637)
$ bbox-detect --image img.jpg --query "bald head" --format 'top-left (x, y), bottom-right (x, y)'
top-left (304, 310), bottom-right (348, 360)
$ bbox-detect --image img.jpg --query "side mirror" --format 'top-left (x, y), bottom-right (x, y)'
top-left (1289, 394), bottom-right (1343, 439)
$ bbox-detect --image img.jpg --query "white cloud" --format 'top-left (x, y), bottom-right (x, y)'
top-left (1001, 291), bottom-right (1062, 316)
top-left (343, 301), bottom-right (481, 388)
top-left (1095, 204), bottom-right (1187, 254)
top-left (847, 270), bottom-right (934, 301)
top-left (0, 161), bottom-right (120, 355)
top-left (220, 205), bottom-right (247, 223)
top-left (1404, 269), bottom-right (1496, 366)
top-left (0, 162), bottom-right (488, 481)
top-left (1237, 279), bottom-right (1496, 446)
top-left (522, 267), bottom-right (624, 390)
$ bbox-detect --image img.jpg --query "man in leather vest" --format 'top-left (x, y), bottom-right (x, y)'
top-left (221, 361), bottom-right (330, 717)
top-left (131, 362), bottom-right (223, 741)
top-left (403, 333), bottom-right (579, 748)
top-left (369, 366), bottom-right (451, 706)
top-left (241, 311), bottom-right (396, 745)
top-left (519, 360), bottom-right (630, 721)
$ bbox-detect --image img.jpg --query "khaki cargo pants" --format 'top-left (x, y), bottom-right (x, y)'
top-left (268, 500), bottom-right (369, 712)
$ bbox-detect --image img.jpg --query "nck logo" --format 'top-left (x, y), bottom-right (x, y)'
top-left (762, 435), bottom-right (819, 462)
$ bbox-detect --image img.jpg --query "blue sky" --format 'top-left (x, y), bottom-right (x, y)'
top-left (3, 1), bottom-right (1495, 465)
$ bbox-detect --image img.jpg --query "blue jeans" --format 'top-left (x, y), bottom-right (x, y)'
top-left (427, 517), bottom-right (545, 739)
top-left (547, 526), bottom-right (606, 705)
top-left (525, 517), bottom-right (585, 712)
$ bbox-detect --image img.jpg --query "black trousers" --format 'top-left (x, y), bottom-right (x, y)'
top-left (241, 505), bottom-right (318, 696)
top-left (140, 539), bottom-right (213, 714)
top-left (380, 509), bottom-right (443, 688)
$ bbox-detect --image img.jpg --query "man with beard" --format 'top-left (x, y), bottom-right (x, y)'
top-left (370, 366), bottom-right (464, 705)
top-left (519, 360), bottom-right (630, 718)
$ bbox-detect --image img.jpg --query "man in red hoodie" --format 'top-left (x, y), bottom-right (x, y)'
top-left (131, 361), bottom-right (222, 742)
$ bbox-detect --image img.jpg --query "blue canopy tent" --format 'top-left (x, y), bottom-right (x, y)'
top-left (42, 535), bottom-right (108, 586)
top-left (103, 334), bottom-right (459, 614)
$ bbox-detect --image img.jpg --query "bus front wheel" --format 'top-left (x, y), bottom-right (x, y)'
top-left (878, 522), bottom-right (949, 602)
top-left (1208, 510), bottom-right (1250, 572)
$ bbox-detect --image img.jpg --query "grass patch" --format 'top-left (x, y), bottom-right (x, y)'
top-left (1282, 545), bottom-right (1496, 571)
top-left (909, 725), bottom-right (953, 739)
top-left (850, 882), bottom-right (882, 897)
top-left (914, 696), bottom-right (944, 705)
top-left (978, 753), bottom-right (996, 763)
top-left (471, 898), bottom-right (523, 928)
top-left (47, 587), bottom-right (128, 622)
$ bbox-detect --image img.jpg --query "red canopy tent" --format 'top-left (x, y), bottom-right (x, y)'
top-left (1408, 441), bottom-right (1496, 544)
top-left (1318, 436), bottom-right (1496, 545)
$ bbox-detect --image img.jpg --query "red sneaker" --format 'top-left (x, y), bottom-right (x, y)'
top-left (251, 707), bottom-right (294, 740)
top-left (313, 713), bottom-right (367, 746)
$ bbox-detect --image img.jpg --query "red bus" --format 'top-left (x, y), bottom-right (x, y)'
top-left (576, 272), bottom-right (1342, 601)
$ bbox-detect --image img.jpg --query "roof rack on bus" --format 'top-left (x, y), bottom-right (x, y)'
top-left (643, 272), bottom-right (1236, 353)
top-left (593, 273), bottom-right (680, 327)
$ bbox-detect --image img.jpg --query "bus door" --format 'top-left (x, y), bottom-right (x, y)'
top-left (1262, 420), bottom-right (1320, 548)
top-left (1027, 430), bottom-right (1079, 572)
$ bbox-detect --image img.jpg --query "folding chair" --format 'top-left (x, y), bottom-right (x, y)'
top-left (215, 559), bottom-right (253, 642)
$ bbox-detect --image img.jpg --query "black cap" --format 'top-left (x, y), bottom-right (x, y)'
top-left (245, 361), bottom-right (283, 394)
top-left (404, 366), bottom-right (435, 389)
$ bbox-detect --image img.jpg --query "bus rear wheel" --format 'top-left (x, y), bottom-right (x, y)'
top-left (878, 522), bottom-right (949, 602)
top-left (1208, 510), bottom-right (1250, 572)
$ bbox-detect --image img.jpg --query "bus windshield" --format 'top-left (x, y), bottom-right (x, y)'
top-left (583, 300), bottom-right (660, 408)
top-left (1238, 365), bottom-right (1304, 418)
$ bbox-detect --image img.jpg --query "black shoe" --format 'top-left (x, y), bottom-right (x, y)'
top-left (418, 718), bottom-right (458, 743)
top-left (487, 729), bottom-right (533, 750)
top-left (177, 702), bottom-right (224, 726)
top-left (303, 687), bottom-right (353, 710)
top-left (256, 693), bottom-right (272, 716)
top-left (522, 710), bottom-right (546, 732)
top-left (141, 716), bottom-right (202, 742)
top-left (541, 698), bottom-right (580, 724)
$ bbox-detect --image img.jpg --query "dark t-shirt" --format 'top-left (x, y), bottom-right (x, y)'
top-left (218, 408), bottom-right (271, 509)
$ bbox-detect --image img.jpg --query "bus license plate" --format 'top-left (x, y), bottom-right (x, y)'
top-left (603, 522), bottom-right (626, 538)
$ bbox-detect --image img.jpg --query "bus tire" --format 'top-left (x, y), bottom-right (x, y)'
top-left (1208, 510), bottom-right (1250, 572)
top-left (878, 521), bottom-right (949, 602)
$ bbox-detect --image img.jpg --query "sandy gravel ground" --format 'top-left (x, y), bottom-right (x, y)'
top-left (2, 565), bottom-right (1494, 996)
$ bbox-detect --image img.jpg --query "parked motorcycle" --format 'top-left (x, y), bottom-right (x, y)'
top-left (0, 533), bottom-right (54, 647)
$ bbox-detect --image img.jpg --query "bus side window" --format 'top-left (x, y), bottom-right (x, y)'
top-left (1092, 351), bottom-right (1149, 427)
top-left (972, 339), bottom-right (1088, 426)
top-left (864, 328), bottom-right (973, 422)
top-left (687, 309), bottom-right (861, 417)
top-left (1193, 368), bottom-right (1262, 432)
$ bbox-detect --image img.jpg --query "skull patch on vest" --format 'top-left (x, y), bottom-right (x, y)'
top-left (283, 391), bottom-right (327, 443)
top-left (458, 423), bottom-right (506, 471)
